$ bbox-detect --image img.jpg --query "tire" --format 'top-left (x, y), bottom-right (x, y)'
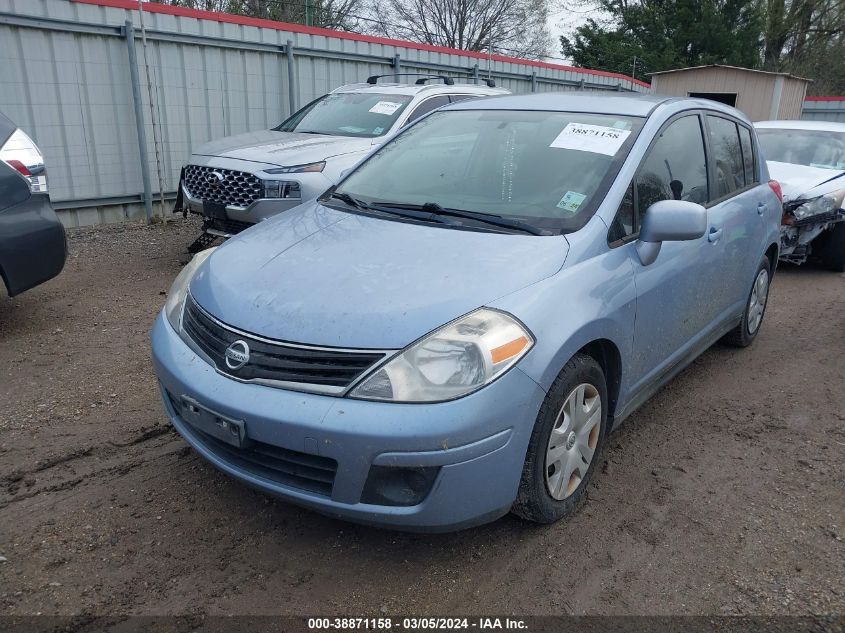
top-left (512, 353), bottom-right (608, 524)
top-left (816, 222), bottom-right (845, 272)
top-left (722, 255), bottom-right (771, 348)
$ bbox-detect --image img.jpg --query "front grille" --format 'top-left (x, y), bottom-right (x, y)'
top-left (183, 165), bottom-right (263, 209)
top-left (208, 217), bottom-right (252, 235)
top-left (167, 392), bottom-right (337, 496)
top-left (182, 295), bottom-right (387, 390)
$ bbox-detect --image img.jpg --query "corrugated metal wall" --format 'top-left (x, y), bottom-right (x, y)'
top-left (802, 98), bottom-right (845, 123)
top-left (0, 0), bottom-right (647, 227)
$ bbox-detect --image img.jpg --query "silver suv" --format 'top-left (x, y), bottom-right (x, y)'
top-left (175, 75), bottom-right (508, 250)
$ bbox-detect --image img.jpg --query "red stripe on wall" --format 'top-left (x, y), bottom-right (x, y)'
top-left (805, 96), bottom-right (845, 102)
top-left (70, 0), bottom-right (651, 88)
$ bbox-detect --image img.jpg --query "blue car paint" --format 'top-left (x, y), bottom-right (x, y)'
top-left (190, 204), bottom-right (569, 349)
top-left (151, 93), bottom-right (781, 530)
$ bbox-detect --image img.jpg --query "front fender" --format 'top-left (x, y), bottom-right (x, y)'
top-left (490, 236), bottom-right (637, 405)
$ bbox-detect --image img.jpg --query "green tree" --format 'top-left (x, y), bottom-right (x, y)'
top-left (561, 0), bottom-right (765, 81)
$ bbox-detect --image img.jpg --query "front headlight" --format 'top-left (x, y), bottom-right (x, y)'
top-left (164, 247), bottom-right (217, 331)
top-left (350, 309), bottom-right (534, 403)
top-left (791, 189), bottom-right (845, 223)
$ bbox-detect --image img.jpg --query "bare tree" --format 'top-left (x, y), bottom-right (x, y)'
top-left (149, 0), bottom-right (365, 30)
top-left (368, 0), bottom-right (553, 59)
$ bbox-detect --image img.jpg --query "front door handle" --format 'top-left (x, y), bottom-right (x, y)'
top-left (757, 202), bottom-right (768, 215)
top-left (708, 227), bottom-right (723, 243)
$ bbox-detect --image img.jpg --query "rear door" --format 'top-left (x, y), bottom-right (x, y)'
top-left (703, 114), bottom-right (766, 315)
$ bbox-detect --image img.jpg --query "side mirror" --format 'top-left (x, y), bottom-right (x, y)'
top-left (636, 200), bottom-right (707, 266)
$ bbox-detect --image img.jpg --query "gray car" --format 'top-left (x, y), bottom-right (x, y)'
top-left (0, 112), bottom-right (66, 297)
top-left (175, 76), bottom-right (507, 251)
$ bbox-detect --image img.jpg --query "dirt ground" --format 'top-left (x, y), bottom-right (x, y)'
top-left (0, 218), bottom-right (843, 617)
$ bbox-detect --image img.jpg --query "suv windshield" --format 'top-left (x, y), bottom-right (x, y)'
top-left (333, 109), bottom-right (642, 233)
top-left (276, 93), bottom-right (413, 138)
top-left (757, 128), bottom-right (845, 170)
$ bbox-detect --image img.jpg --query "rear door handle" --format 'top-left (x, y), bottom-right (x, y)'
top-left (757, 202), bottom-right (768, 215)
top-left (708, 227), bottom-right (723, 243)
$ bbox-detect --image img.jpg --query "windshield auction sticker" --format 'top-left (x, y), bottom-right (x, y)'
top-left (369, 101), bottom-right (403, 115)
top-left (550, 122), bottom-right (631, 156)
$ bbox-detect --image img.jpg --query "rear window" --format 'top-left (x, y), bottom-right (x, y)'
top-left (276, 92), bottom-right (413, 138)
top-left (336, 109), bottom-right (644, 233)
top-left (707, 115), bottom-right (746, 198)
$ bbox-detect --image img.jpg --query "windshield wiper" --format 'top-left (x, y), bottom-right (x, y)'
top-left (327, 192), bottom-right (458, 226)
top-left (384, 202), bottom-right (550, 235)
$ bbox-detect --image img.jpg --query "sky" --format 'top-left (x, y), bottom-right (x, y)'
top-left (544, 5), bottom-right (596, 64)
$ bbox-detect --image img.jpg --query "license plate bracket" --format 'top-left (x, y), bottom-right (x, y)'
top-left (202, 200), bottom-right (228, 221)
top-left (180, 395), bottom-right (247, 448)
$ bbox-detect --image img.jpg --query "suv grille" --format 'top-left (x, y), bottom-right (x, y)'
top-left (183, 165), bottom-right (262, 209)
top-left (166, 391), bottom-right (337, 496)
top-left (182, 296), bottom-right (387, 390)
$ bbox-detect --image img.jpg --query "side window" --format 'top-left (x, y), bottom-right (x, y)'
top-left (738, 125), bottom-right (756, 186)
top-left (448, 94), bottom-right (478, 104)
top-left (707, 115), bottom-right (745, 198)
top-left (405, 96), bottom-right (451, 124)
top-left (609, 115), bottom-right (708, 243)
top-left (608, 183), bottom-right (634, 243)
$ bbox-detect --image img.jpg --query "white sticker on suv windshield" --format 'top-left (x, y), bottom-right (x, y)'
top-left (557, 191), bottom-right (587, 214)
top-left (369, 101), bottom-right (403, 115)
top-left (550, 123), bottom-right (631, 156)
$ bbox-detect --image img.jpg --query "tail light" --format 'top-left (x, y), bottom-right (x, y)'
top-left (768, 180), bottom-right (783, 205)
top-left (0, 129), bottom-right (48, 193)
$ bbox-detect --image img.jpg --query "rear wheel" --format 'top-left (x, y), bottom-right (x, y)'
top-left (816, 222), bottom-right (845, 272)
top-left (723, 256), bottom-right (771, 347)
top-left (512, 353), bottom-right (608, 524)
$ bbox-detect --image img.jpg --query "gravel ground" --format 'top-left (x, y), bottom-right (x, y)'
top-left (0, 218), bottom-right (843, 617)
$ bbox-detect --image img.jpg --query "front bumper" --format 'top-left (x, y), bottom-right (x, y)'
top-left (151, 313), bottom-right (547, 531)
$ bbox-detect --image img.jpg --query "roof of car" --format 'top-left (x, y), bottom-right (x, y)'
top-left (440, 91), bottom-right (679, 116)
top-left (333, 82), bottom-right (508, 97)
top-left (754, 119), bottom-right (845, 133)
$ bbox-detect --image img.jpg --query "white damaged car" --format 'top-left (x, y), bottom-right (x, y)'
top-left (755, 120), bottom-right (845, 271)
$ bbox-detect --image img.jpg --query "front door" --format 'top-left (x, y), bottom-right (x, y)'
top-left (610, 113), bottom-right (721, 394)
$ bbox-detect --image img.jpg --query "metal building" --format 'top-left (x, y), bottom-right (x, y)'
top-left (802, 97), bottom-right (845, 123)
top-left (650, 64), bottom-right (810, 122)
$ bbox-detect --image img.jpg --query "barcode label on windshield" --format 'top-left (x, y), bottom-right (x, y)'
top-left (550, 123), bottom-right (631, 156)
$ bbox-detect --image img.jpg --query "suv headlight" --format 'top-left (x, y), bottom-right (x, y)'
top-left (164, 247), bottom-right (216, 331)
top-left (350, 309), bottom-right (533, 403)
top-left (791, 189), bottom-right (845, 222)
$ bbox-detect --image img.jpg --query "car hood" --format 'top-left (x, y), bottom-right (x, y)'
top-left (767, 161), bottom-right (845, 202)
top-left (189, 203), bottom-right (569, 349)
top-left (191, 130), bottom-right (374, 168)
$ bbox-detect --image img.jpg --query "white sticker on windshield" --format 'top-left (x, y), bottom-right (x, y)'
top-left (550, 123), bottom-right (631, 156)
top-left (369, 101), bottom-right (403, 115)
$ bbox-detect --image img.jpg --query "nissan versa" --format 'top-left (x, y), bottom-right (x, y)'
top-left (151, 93), bottom-right (781, 531)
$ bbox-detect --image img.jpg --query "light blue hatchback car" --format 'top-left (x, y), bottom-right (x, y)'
top-left (151, 93), bottom-right (782, 531)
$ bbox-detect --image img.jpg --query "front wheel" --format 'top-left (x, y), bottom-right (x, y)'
top-left (512, 353), bottom-right (608, 524)
top-left (722, 255), bottom-right (771, 347)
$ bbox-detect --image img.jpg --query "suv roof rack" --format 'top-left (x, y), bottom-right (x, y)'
top-left (463, 76), bottom-right (497, 88)
top-left (366, 73), bottom-right (455, 86)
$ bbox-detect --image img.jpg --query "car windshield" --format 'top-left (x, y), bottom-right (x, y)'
top-left (275, 92), bottom-right (413, 138)
top-left (757, 128), bottom-right (845, 170)
top-left (333, 109), bottom-right (642, 233)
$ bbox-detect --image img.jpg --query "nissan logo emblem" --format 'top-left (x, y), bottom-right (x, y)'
top-left (224, 340), bottom-right (250, 370)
